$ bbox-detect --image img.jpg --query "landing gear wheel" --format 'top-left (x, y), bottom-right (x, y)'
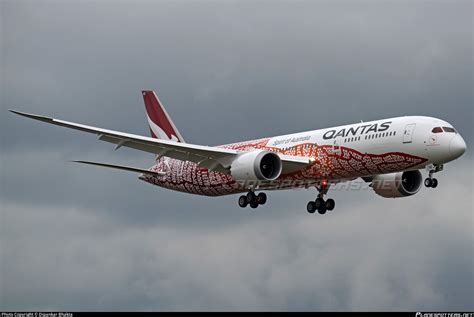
top-left (238, 195), bottom-right (248, 208)
top-left (246, 192), bottom-right (257, 204)
top-left (307, 201), bottom-right (316, 214)
top-left (308, 182), bottom-right (334, 214)
top-left (257, 193), bottom-right (267, 205)
top-left (314, 197), bottom-right (325, 209)
top-left (425, 164), bottom-right (443, 189)
top-left (250, 201), bottom-right (259, 209)
top-left (326, 198), bottom-right (335, 211)
top-left (317, 205), bottom-right (327, 215)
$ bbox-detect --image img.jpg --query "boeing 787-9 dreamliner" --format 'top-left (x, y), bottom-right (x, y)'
top-left (10, 90), bottom-right (466, 214)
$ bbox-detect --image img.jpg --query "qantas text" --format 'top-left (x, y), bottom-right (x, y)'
top-left (322, 121), bottom-right (392, 140)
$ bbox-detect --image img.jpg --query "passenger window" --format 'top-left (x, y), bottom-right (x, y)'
top-left (432, 127), bottom-right (443, 133)
top-left (443, 127), bottom-right (456, 133)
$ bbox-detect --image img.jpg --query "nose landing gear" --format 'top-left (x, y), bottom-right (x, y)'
top-left (424, 177), bottom-right (438, 188)
top-left (425, 164), bottom-right (443, 188)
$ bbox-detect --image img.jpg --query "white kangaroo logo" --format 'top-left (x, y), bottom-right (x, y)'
top-left (147, 115), bottom-right (179, 142)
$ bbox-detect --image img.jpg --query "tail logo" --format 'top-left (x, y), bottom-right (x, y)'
top-left (147, 115), bottom-right (179, 142)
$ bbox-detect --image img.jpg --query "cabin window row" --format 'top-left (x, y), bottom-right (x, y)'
top-left (344, 131), bottom-right (396, 143)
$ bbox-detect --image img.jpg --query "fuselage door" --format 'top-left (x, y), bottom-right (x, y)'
top-left (333, 139), bottom-right (341, 155)
top-left (403, 123), bottom-right (416, 144)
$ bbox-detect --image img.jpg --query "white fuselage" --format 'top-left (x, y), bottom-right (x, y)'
top-left (259, 115), bottom-right (465, 167)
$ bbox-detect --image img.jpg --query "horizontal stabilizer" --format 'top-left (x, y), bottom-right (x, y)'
top-left (72, 160), bottom-right (166, 177)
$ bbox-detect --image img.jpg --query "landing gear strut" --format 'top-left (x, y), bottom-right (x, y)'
top-left (307, 181), bottom-right (335, 214)
top-left (424, 164), bottom-right (442, 188)
top-left (238, 191), bottom-right (267, 209)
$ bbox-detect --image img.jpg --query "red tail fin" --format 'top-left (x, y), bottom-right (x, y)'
top-left (142, 90), bottom-right (185, 143)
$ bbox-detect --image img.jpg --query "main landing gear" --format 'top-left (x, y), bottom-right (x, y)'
top-left (424, 164), bottom-right (443, 188)
top-left (306, 182), bottom-right (335, 215)
top-left (238, 191), bottom-right (267, 209)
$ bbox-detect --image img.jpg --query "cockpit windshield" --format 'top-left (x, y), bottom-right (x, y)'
top-left (432, 126), bottom-right (456, 134)
top-left (443, 127), bottom-right (456, 133)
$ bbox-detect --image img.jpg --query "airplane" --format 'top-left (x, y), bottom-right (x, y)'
top-left (9, 90), bottom-right (467, 214)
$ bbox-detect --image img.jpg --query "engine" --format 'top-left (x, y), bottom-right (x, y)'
top-left (371, 170), bottom-right (423, 198)
top-left (230, 150), bottom-right (282, 181)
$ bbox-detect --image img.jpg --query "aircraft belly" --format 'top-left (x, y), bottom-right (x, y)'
top-left (139, 142), bottom-right (428, 196)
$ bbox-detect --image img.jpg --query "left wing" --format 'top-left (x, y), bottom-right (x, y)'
top-left (9, 110), bottom-right (310, 174)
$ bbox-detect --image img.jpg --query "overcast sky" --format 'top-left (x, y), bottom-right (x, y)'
top-left (1, 0), bottom-right (473, 311)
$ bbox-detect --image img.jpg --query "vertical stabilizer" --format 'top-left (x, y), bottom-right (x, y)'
top-left (142, 90), bottom-right (185, 143)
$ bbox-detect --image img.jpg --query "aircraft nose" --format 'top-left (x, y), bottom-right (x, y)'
top-left (449, 135), bottom-right (466, 159)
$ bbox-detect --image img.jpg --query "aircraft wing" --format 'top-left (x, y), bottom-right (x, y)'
top-left (72, 160), bottom-right (167, 177)
top-left (9, 110), bottom-right (310, 174)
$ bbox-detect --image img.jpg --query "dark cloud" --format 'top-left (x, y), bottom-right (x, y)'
top-left (2, 0), bottom-right (472, 148)
top-left (1, 163), bottom-right (473, 311)
top-left (1, 0), bottom-right (473, 311)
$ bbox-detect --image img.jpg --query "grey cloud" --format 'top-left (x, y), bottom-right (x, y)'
top-left (1, 162), bottom-right (473, 311)
top-left (2, 0), bottom-right (472, 148)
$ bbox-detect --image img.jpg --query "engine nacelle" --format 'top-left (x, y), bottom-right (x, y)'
top-left (371, 170), bottom-right (423, 198)
top-left (230, 150), bottom-right (282, 181)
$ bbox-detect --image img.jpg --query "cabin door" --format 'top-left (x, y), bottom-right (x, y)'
top-left (403, 123), bottom-right (416, 144)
